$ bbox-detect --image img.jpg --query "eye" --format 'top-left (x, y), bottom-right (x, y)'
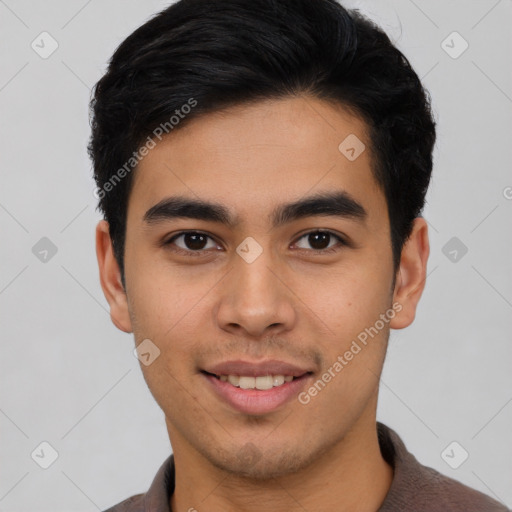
top-left (164, 231), bottom-right (220, 255)
top-left (163, 229), bottom-right (348, 257)
top-left (292, 230), bottom-right (347, 254)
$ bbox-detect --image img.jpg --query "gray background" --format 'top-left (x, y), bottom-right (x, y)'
top-left (1, 0), bottom-right (511, 510)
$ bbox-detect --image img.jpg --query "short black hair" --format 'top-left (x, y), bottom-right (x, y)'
top-left (88, 0), bottom-right (436, 288)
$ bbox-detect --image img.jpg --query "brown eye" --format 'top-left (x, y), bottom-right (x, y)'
top-left (165, 231), bottom-right (219, 254)
top-left (293, 230), bottom-right (346, 253)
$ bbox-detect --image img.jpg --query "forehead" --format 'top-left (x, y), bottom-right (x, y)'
top-left (127, 96), bottom-right (386, 228)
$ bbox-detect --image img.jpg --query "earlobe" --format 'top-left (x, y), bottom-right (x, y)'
top-left (389, 217), bottom-right (430, 330)
top-left (95, 219), bottom-right (133, 333)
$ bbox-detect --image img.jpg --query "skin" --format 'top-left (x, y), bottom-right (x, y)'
top-left (96, 95), bottom-right (429, 512)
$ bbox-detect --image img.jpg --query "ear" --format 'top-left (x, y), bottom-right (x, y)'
top-left (95, 219), bottom-right (133, 333)
top-left (389, 217), bottom-right (430, 330)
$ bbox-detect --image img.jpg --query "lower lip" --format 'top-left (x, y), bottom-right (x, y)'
top-left (202, 373), bottom-right (312, 415)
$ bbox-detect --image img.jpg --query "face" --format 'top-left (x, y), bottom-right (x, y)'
top-left (97, 95), bottom-right (428, 479)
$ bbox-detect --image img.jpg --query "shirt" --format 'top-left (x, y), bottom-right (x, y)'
top-left (103, 422), bottom-right (510, 512)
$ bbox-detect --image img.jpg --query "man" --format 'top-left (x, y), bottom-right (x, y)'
top-left (89, 0), bottom-right (509, 510)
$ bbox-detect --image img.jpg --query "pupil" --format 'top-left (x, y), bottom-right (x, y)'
top-left (309, 232), bottom-right (329, 250)
top-left (186, 233), bottom-right (207, 250)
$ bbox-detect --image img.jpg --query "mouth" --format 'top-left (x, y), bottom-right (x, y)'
top-left (202, 371), bottom-right (304, 390)
top-left (200, 360), bottom-right (315, 415)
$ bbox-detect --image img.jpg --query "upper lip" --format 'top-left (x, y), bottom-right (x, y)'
top-left (203, 360), bottom-right (314, 377)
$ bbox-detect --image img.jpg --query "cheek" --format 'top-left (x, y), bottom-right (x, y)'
top-left (127, 260), bottom-right (197, 332)
top-left (128, 267), bottom-right (207, 362)
top-left (305, 263), bottom-right (392, 334)
top-left (301, 275), bottom-right (391, 408)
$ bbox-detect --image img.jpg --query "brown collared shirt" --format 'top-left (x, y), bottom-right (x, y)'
top-left (103, 422), bottom-right (510, 512)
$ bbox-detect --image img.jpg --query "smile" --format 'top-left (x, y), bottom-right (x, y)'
top-left (209, 373), bottom-right (295, 390)
top-left (200, 361), bottom-right (314, 415)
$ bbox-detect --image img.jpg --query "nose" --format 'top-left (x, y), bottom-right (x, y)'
top-left (214, 243), bottom-right (297, 338)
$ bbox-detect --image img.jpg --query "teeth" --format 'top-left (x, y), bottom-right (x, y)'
top-left (219, 374), bottom-right (296, 390)
top-left (239, 376), bottom-right (256, 389)
top-left (228, 375), bottom-right (240, 386)
top-left (255, 375), bottom-right (273, 390)
top-left (272, 375), bottom-right (285, 386)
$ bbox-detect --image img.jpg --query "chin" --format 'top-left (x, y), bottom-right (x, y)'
top-left (205, 445), bottom-right (317, 480)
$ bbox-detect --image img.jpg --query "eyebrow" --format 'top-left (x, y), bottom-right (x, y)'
top-left (143, 190), bottom-right (367, 229)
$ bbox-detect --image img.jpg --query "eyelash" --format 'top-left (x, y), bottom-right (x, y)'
top-left (163, 230), bottom-right (347, 257)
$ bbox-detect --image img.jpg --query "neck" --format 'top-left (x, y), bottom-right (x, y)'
top-left (169, 403), bottom-right (393, 512)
